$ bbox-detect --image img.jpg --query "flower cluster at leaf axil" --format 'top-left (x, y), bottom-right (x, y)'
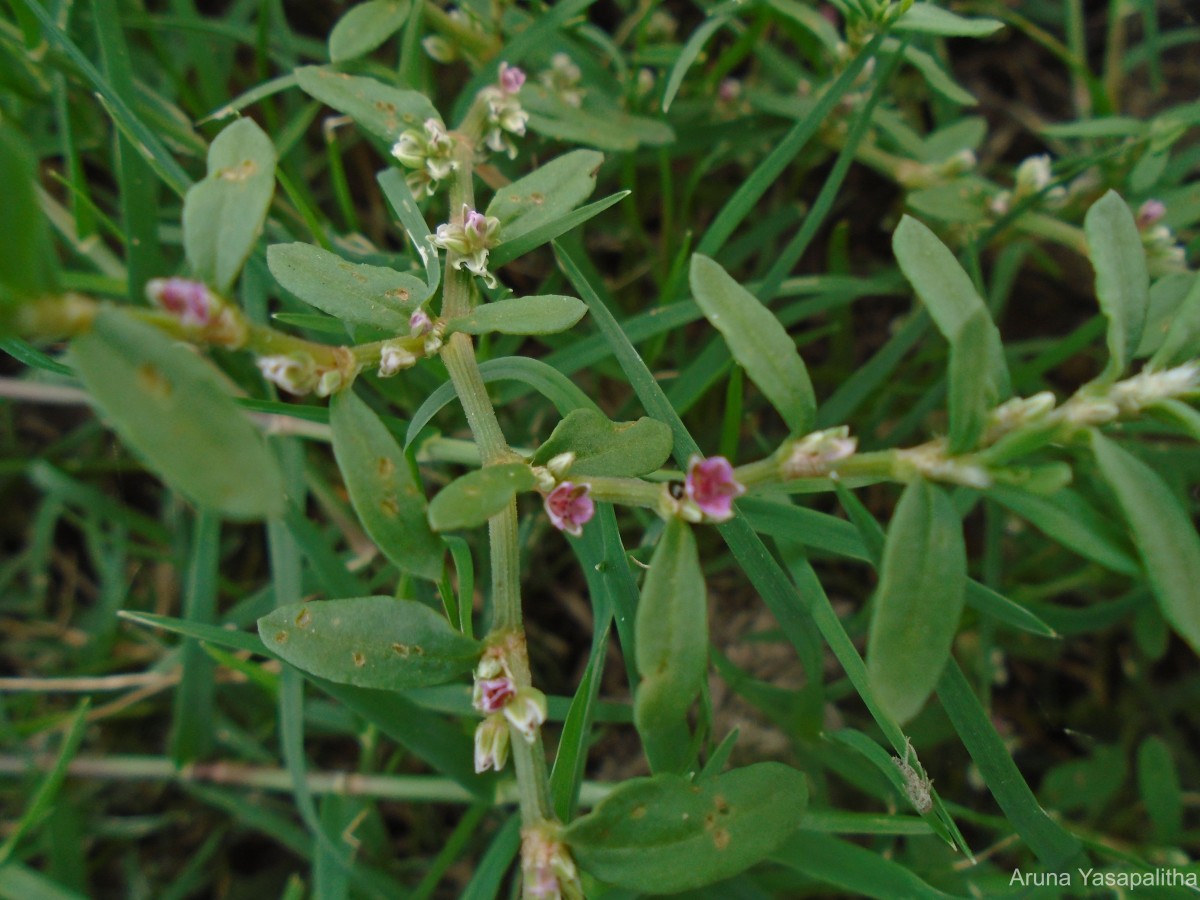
top-left (391, 117), bottom-right (457, 200)
top-left (472, 648), bottom-right (547, 773)
top-left (479, 63), bottom-right (529, 158)
top-left (521, 824), bottom-right (583, 900)
top-left (146, 277), bottom-right (247, 347)
top-left (1136, 199), bottom-right (1187, 275)
top-left (430, 205), bottom-right (502, 287)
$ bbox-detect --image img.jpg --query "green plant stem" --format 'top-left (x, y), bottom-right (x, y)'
top-left (583, 475), bottom-right (665, 509)
top-left (437, 116), bottom-right (555, 832)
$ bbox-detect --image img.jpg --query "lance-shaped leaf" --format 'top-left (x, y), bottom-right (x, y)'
top-left (258, 597), bottom-right (480, 690)
top-left (1092, 432), bottom-right (1200, 654)
top-left (378, 168), bottom-right (440, 295)
top-left (690, 254), bottom-right (816, 435)
top-left (328, 0), bottom-right (410, 62)
top-left (0, 124), bottom-right (58, 309)
top-left (866, 480), bottom-right (966, 724)
top-left (522, 86), bottom-right (675, 151)
top-left (531, 408), bottom-right (672, 478)
top-left (892, 215), bottom-right (1010, 451)
top-left (70, 309), bottom-right (285, 520)
top-left (485, 150), bottom-right (604, 244)
top-left (428, 464), bottom-right (537, 531)
top-left (1085, 191), bottom-right (1149, 381)
top-left (444, 295), bottom-right (586, 337)
top-left (634, 518), bottom-right (708, 772)
top-left (946, 310), bottom-right (998, 452)
top-left (183, 118), bottom-right (277, 294)
top-left (268, 242), bottom-right (424, 330)
top-left (1150, 272), bottom-right (1200, 369)
top-left (489, 192), bottom-right (629, 269)
top-left (894, 3), bottom-right (1003, 37)
top-left (565, 762), bottom-right (807, 893)
top-left (295, 66), bottom-right (439, 142)
top-left (330, 391), bottom-right (443, 581)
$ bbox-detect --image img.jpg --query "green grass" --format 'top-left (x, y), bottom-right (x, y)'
top-left (2, 0), bottom-right (1199, 896)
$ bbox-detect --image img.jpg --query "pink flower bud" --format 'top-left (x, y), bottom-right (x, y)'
top-left (1137, 199), bottom-right (1167, 231)
top-left (499, 62), bottom-right (526, 94)
top-left (544, 482), bottom-right (594, 536)
top-left (684, 455), bottom-right (745, 521)
top-left (464, 207), bottom-right (489, 239)
top-left (409, 308), bottom-right (433, 336)
top-left (146, 277), bottom-right (216, 327)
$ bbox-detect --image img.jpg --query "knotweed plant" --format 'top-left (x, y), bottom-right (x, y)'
top-left (2, 0), bottom-right (1198, 896)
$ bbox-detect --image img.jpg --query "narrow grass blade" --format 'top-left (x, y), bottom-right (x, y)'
top-left (15, 0), bottom-right (193, 196)
top-left (170, 511), bottom-right (220, 764)
top-left (695, 31), bottom-right (886, 257)
top-left (0, 700), bottom-right (90, 867)
top-left (935, 659), bottom-right (1085, 868)
top-left (771, 832), bottom-right (961, 899)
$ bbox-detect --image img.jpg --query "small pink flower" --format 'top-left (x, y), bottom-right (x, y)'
top-left (464, 207), bottom-right (490, 240)
top-left (499, 62), bottom-right (526, 94)
top-left (1137, 199), bottom-right (1167, 231)
top-left (476, 676), bottom-right (516, 713)
top-left (146, 277), bottom-right (215, 327)
top-left (685, 455), bottom-right (745, 521)
top-left (718, 78), bottom-right (741, 103)
top-left (409, 308), bottom-right (433, 336)
top-left (544, 482), bottom-right (594, 536)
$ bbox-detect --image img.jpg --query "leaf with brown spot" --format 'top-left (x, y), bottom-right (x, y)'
top-left (565, 762), bottom-right (808, 892)
top-left (258, 597), bottom-right (480, 690)
top-left (70, 309), bottom-right (285, 520)
top-left (331, 391), bottom-right (444, 581)
top-left (268, 242), bottom-right (426, 329)
top-left (294, 66), bottom-right (439, 142)
top-left (182, 118), bottom-right (277, 294)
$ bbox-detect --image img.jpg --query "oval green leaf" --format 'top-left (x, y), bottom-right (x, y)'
top-left (946, 310), bottom-right (998, 453)
top-left (1150, 271), bottom-right (1200, 369)
top-left (892, 215), bottom-right (1010, 409)
top-left (329, 0), bottom-right (410, 63)
top-left (377, 168), bottom-right (440, 295)
top-left (294, 66), bottom-right (439, 142)
top-left (1084, 190), bottom-right (1149, 381)
top-left (565, 762), bottom-right (808, 893)
top-left (428, 464), bottom-right (537, 532)
top-left (690, 254), bottom-right (816, 435)
top-left (894, 3), bottom-right (1003, 37)
top-left (444, 295), bottom-right (586, 337)
top-left (485, 150), bottom-right (604, 244)
top-left (258, 597), bottom-right (479, 690)
top-left (268, 242), bottom-right (424, 330)
top-left (182, 118), bottom-right (277, 294)
top-left (330, 390), bottom-right (443, 581)
top-left (866, 480), bottom-right (966, 724)
top-left (634, 518), bottom-right (708, 772)
top-left (531, 408), bottom-right (672, 478)
top-left (1092, 431), bottom-right (1200, 655)
top-left (522, 86), bottom-right (675, 151)
top-left (70, 308), bottom-right (285, 520)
